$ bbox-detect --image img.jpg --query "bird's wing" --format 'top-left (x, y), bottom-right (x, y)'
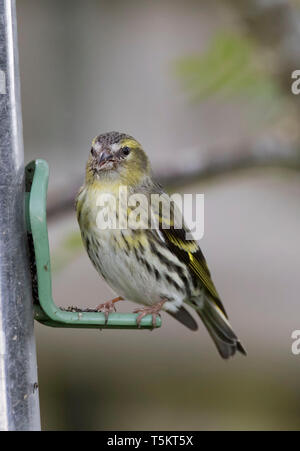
top-left (150, 192), bottom-right (227, 317)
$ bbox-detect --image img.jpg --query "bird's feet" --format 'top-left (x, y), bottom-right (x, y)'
top-left (96, 296), bottom-right (124, 323)
top-left (133, 299), bottom-right (166, 328)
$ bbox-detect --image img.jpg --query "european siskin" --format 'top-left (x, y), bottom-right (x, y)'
top-left (76, 131), bottom-right (246, 359)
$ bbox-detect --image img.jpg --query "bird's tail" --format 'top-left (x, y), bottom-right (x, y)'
top-left (193, 296), bottom-right (246, 359)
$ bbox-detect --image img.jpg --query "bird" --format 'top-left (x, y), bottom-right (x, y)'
top-left (76, 131), bottom-right (246, 359)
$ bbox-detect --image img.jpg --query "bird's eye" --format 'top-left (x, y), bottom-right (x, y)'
top-left (121, 146), bottom-right (131, 156)
top-left (91, 147), bottom-right (96, 157)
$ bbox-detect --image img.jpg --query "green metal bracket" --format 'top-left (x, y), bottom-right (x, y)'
top-left (25, 159), bottom-right (161, 329)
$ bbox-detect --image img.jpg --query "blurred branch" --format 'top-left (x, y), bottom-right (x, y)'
top-left (47, 142), bottom-right (300, 221)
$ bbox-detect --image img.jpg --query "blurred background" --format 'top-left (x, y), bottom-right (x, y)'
top-left (17, 0), bottom-right (300, 430)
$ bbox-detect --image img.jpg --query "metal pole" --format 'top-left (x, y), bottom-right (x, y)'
top-left (0, 0), bottom-right (40, 430)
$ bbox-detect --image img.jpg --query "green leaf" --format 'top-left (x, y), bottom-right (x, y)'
top-left (174, 31), bottom-right (282, 112)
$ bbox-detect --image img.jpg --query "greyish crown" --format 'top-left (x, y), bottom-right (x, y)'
top-left (95, 131), bottom-right (133, 146)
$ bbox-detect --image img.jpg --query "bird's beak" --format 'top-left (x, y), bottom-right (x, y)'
top-left (98, 148), bottom-right (112, 167)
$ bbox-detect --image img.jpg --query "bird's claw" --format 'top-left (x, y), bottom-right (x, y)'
top-left (96, 296), bottom-right (124, 324)
top-left (133, 300), bottom-right (165, 328)
top-left (96, 301), bottom-right (117, 324)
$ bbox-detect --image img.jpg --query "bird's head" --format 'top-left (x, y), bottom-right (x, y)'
top-left (86, 131), bottom-right (151, 187)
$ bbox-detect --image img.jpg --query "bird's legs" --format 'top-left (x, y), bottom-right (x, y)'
top-left (133, 299), bottom-right (166, 328)
top-left (96, 296), bottom-right (124, 323)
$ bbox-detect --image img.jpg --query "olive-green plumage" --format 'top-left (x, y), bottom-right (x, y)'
top-left (76, 131), bottom-right (246, 359)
